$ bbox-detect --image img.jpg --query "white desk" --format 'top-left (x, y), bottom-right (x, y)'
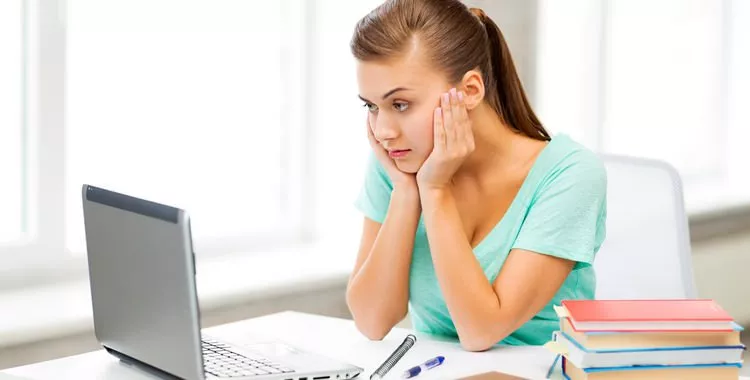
top-left (3, 311), bottom-right (563, 380)
top-left (3, 311), bottom-right (747, 380)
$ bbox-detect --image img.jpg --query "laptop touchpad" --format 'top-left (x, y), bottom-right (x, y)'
top-left (245, 342), bottom-right (302, 357)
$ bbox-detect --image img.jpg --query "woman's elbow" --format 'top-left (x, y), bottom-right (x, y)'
top-left (457, 328), bottom-right (503, 352)
top-left (346, 291), bottom-right (407, 340)
top-left (459, 337), bottom-right (494, 352)
top-left (348, 304), bottom-right (406, 341)
top-left (353, 317), bottom-right (393, 341)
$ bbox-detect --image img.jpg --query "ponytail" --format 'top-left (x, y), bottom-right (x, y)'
top-left (470, 8), bottom-right (550, 141)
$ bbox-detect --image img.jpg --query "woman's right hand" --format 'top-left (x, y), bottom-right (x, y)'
top-left (366, 116), bottom-right (418, 193)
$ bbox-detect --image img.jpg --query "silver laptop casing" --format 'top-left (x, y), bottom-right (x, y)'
top-left (82, 184), bottom-right (363, 380)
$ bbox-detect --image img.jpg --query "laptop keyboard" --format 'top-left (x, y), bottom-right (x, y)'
top-left (202, 338), bottom-right (295, 378)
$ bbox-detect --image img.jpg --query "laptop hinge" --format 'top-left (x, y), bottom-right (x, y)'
top-left (104, 345), bottom-right (193, 380)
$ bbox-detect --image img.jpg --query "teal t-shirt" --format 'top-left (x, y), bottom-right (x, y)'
top-left (353, 133), bottom-right (607, 346)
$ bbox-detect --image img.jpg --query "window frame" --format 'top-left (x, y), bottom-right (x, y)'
top-left (0, 0), bottom-right (70, 289)
top-left (0, 0), bottom-right (316, 289)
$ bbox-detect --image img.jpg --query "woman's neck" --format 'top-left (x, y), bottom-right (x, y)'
top-left (454, 103), bottom-right (547, 185)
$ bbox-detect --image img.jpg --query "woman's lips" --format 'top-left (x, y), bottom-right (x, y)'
top-left (388, 149), bottom-right (411, 159)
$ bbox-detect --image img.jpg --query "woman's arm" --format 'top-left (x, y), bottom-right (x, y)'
top-left (413, 89), bottom-right (601, 351)
top-left (346, 186), bottom-right (421, 340)
top-left (419, 188), bottom-right (574, 352)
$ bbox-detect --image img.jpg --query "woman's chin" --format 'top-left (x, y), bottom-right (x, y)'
top-left (395, 161), bottom-right (420, 174)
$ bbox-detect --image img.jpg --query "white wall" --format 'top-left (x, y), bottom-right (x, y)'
top-left (462, 0), bottom-right (538, 102)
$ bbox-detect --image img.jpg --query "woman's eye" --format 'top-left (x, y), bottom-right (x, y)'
top-left (363, 103), bottom-right (378, 112)
top-left (393, 102), bottom-right (409, 112)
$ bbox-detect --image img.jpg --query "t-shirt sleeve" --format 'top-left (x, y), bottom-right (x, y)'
top-left (512, 153), bottom-right (607, 267)
top-left (353, 152), bottom-right (393, 224)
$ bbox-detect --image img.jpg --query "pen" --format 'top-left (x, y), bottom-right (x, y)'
top-left (401, 356), bottom-right (445, 378)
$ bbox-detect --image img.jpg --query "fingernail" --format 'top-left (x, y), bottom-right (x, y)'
top-left (458, 91), bottom-right (464, 101)
top-left (450, 88), bottom-right (457, 96)
top-left (442, 93), bottom-right (449, 103)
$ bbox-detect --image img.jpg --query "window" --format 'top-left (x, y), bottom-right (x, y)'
top-left (2, 0), bottom-right (380, 285)
top-left (0, 1), bottom-right (24, 245)
top-left (537, 0), bottom-right (750, 214)
top-left (602, 0), bottom-right (724, 182)
top-left (65, 0), bottom-right (304, 255)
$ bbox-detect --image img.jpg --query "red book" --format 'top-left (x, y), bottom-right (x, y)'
top-left (560, 299), bottom-right (735, 332)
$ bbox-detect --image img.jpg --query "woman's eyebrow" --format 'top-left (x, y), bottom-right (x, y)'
top-left (358, 87), bottom-right (412, 103)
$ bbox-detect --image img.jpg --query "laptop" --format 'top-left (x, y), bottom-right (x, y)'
top-left (81, 184), bottom-right (363, 380)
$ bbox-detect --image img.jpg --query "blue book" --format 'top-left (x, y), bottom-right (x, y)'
top-left (561, 357), bottom-right (743, 380)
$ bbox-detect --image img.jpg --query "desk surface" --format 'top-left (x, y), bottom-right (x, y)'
top-left (3, 311), bottom-right (747, 380)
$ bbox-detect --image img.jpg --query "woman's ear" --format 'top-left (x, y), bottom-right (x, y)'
top-left (459, 69), bottom-right (485, 111)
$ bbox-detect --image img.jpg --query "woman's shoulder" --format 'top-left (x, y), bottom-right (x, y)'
top-left (533, 133), bottom-right (607, 192)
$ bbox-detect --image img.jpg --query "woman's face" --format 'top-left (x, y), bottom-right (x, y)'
top-left (356, 48), bottom-right (452, 174)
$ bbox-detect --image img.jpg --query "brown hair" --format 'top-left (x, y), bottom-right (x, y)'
top-left (350, 0), bottom-right (550, 141)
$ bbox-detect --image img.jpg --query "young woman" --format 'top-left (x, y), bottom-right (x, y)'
top-left (345, 0), bottom-right (607, 351)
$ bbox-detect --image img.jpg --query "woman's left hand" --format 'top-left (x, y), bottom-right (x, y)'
top-left (416, 88), bottom-right (475, 190)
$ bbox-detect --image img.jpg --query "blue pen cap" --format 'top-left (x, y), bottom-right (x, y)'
top-left (425, 356), bottom-right (445, 369)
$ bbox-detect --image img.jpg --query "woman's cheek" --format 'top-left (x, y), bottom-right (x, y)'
top-left (403, 108), bottom-right (434, 151)
top-left (423, 110), bottom-right (435, 141)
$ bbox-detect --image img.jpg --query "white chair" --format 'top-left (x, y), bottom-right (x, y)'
top-left (593, 154), bottom-right (697, 299)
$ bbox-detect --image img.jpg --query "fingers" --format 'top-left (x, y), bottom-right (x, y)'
top-left (433, 107), bottom-right (445, 151)
top-left (450, 88), bottom-right (461, 126)
top-left (449, 88), bottom-right (464, 146)
top-left (438, 88), bottom-right (472, 154)
top-left (457, 90), bottom-right (474, 150)
top-left (440, 91), bottom-right (454, 149)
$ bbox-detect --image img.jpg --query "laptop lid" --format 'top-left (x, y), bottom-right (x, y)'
top-left (82, 184), bottom-right (205, 380)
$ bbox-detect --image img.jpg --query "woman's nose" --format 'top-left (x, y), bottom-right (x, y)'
top-left (373, 115), bottom-right (399, 142)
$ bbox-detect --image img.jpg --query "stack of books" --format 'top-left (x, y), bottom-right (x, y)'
top-left (546, 299), bottom-right (745, 380)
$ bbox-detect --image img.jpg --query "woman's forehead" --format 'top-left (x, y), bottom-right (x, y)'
top-left (356, 55), bottom-right (443, 98)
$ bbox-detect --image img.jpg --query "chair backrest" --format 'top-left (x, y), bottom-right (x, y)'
top-left (594, 154), bottom-right (697, 299)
